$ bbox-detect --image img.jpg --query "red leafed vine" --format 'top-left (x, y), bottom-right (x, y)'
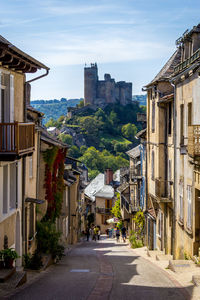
top-left (43, 146), bottom-right (66, 222)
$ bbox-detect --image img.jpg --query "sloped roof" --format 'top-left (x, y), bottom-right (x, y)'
top-left (135, 128), bottom-right (146, 139)
top-left (40, 126), bottom-right (68, 148)
top-left (84, 173), bottom-right (105, 201)
top-left (0, 35), bottom-right (49, 70)
top-left (95, 185), bottom-right (114, 199)
top-left (145, 48), bottom-right (181, 87)
top-left (117, 182), bottom-right (129, 193)
top-left (126, 145), bottom-right (140, 159)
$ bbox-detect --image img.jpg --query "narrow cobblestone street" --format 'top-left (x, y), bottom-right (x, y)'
top-left (3, 237), bottom-right (189, 300)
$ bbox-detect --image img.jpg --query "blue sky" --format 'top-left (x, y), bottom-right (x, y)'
top-left (1, 0), bottom-right (200, 99)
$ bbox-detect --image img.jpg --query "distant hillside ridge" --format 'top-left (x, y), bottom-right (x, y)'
top-left (31, 95), bottom-right (146, 124)
top-left (132, 95), bottom-right (146, 106)
top-left (31, 98), bottom-right (82, 123)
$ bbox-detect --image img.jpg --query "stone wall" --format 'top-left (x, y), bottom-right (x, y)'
top-left (84, 64), bottom-right (132, 106)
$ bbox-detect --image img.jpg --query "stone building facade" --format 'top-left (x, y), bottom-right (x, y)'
top-left (84, 63), bottom-right (132, 106)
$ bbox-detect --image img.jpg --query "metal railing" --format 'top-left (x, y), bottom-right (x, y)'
top-left (96, 207), bottom-right (111, 214)
top-left (0, 122), bottom-right (35, 155)
top-left (155, 178), bottom-right (173, 200)
top-left (174, 48), bottom-right (200, 74)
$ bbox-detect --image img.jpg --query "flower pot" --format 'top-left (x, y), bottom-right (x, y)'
top-left (4, 257), bottom-right (14, 269)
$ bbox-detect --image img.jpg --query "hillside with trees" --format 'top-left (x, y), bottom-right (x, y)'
top-left (31, 98), bottom-right (82, 123)
top-left (45, 101), bottom-right (146, 179)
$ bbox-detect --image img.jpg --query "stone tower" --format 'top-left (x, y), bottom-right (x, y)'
top-left (84, 63), bottom-right (98, 106)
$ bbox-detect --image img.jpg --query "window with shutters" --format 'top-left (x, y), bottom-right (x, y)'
top-left (180, 104), bottom-right (184, 144)
top-left (179, 181), bottom-right (184, 222)
top-left (10, 162), bottom-right (17, 209)
top-left (3, 165), bottom-right (8, 214)
top-left (187, 185), bottom-right (192, 230)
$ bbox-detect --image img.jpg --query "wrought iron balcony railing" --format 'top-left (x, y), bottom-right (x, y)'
top-left (155, 178), bottom-right (173, 202)
top-left (96, 207), bottom-right (112, 214)
top-left (0, 122), bottom-right (35, 157)
top-left (174, 48), bottom-right (200, 74)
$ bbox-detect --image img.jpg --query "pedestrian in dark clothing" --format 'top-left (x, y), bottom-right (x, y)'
top-left (121, 227), bottom-right (126, 242)
top-left (86, 227), bottom-right (90, 241)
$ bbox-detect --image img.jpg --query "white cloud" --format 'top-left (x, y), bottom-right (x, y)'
top-left (45, 4), bottom-right (114, 15)
top-left (37, 36), bottom-right (172, 66)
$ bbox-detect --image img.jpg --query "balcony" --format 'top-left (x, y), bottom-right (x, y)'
top-left (96, 207), bottom-right (112, 214)
top-left (0, 122), bottom-right (35, 160)
top-left (188, 125), bottom-right (200, 157)
top-left (130, 166), bottom-right (142, 181)
top-left (174, 48), bottom-right (200, 74)
top-left (155, 178), bottom-right (173, 202)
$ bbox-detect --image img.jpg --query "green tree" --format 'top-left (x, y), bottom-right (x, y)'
top-left (58, 133), bottom-right (73, 145)
top-left (68, 145), bottom-right (81, 158)
top-left (45, 118), bottom-right (59, 128)
top-left (111, 193), bottom-right (122, 219)
top-left (80, 145), bottom-right (87, 155)
top-left (121, 123), bottom-right (137, 140)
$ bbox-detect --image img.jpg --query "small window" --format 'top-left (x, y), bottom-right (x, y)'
top-left (158, 211), bottom-right (163, 237)
top-left (29, 157), bottom-right (33, 179)
top-left (168, 102), bottom-right (172, 135)
top-left (180, 104), bottom-right (184, 144)
top-left (179, 181), bottom-right (183, 221)
top-left (188, 103), bottom-right (192, 126)
top-left (10, 163), bottom-right (17, 209)
top-left (152, 101), bottom-right (155, 133)
top-left (151, 150), bottom-right (155, 180)
top-left (187, 185), bottom-right (192, 230)
top-left (3, 165), bottom-right (8, 214)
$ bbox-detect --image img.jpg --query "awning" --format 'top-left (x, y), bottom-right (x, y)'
top-left (25, 197), bottom-right (45, 204)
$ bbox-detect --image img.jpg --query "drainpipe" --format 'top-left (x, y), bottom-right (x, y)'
top-left (170, 81), bottom-right (176, 258)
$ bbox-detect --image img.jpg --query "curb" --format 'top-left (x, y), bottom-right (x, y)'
top-left (130, 247), bottom-right (191, 300)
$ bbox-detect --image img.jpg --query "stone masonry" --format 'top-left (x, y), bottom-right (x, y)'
top-left (84, 63), bottom-right (132, 106)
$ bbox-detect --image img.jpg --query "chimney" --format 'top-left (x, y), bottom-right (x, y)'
top-left (25, 82), bottom-right (31, 106)
top-left (104, 168), bottom-right (113, 185)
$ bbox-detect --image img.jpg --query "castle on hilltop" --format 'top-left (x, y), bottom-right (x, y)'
top-left (84, 63), bottom-right (132, 106)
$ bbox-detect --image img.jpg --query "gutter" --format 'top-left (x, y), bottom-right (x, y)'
top-left (26, 68), bottom-right (49, 84)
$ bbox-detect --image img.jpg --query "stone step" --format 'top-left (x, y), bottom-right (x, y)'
top-left (156, 254), bottom-right (173, 261)
top-left (169, 260), bottom-right (197, 273)
top-left (192, 275), bottom-right (200, 286)
top-left (0, 268), bottom-right (16, 283)
top-left (0, 271), bottom-right (26, 290)
top-left (147, 249), bottom-right (164, 259)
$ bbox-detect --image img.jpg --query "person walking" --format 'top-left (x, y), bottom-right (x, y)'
top-left (94, 226), bottom-right (98, 241)
top-left (121, 226), bottom-right (127, 243)
top-left (97, 227), bottom-right (101, 240)
top-left (116, 227), bottom-right (120, 242)
top-left (86, 227), bottom-right (90, 241)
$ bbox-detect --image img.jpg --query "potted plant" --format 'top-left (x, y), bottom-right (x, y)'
top-left (0, 251), bottom-right (4, 269)
top-left (0, 248), bottom-right (19, 269)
